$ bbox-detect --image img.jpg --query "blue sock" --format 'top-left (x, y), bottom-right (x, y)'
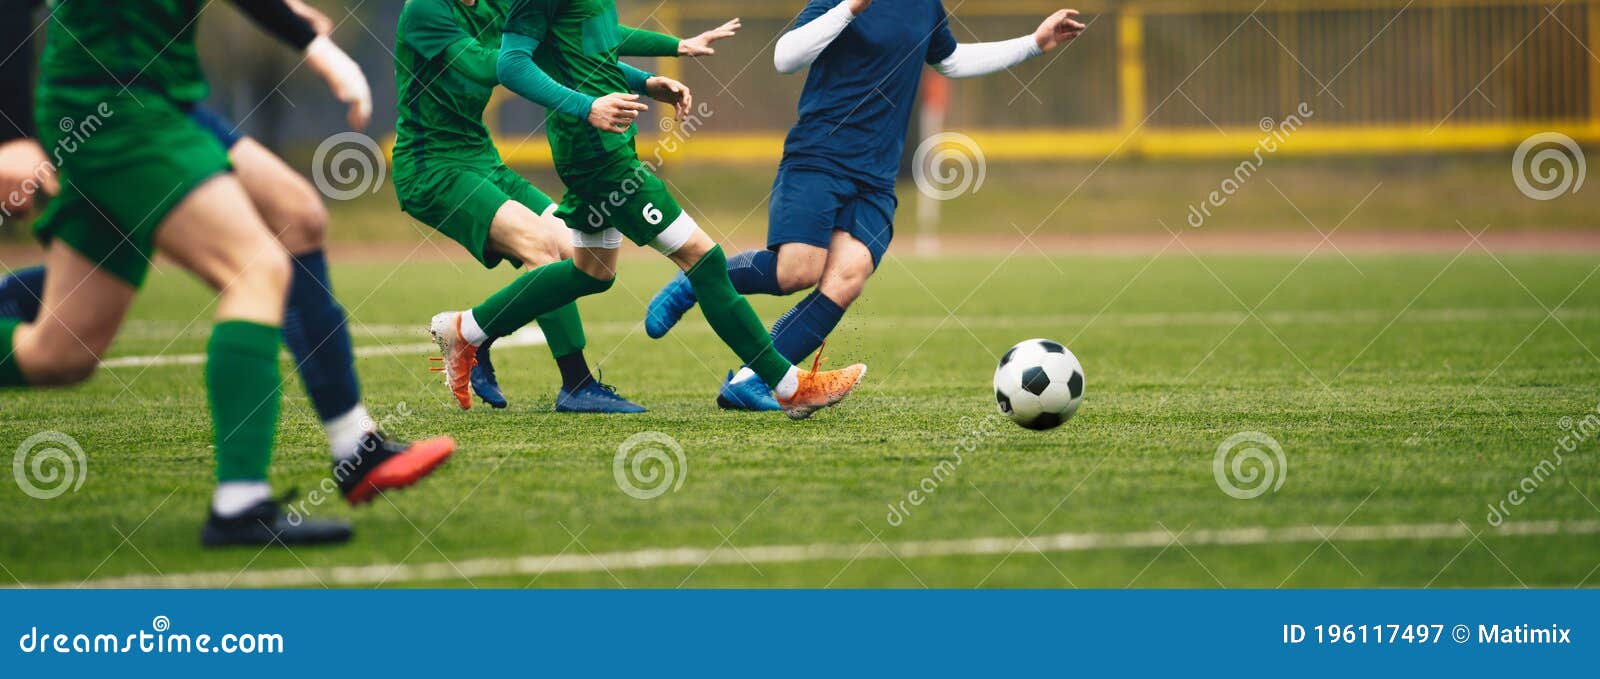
top-left (281, 251), bottom-right (360, 421)
top-left (769, 290), bottom-right (847, 364)
top-left (0, 266), bottom-right (46, 321)
top-left (726, 249), bottom-right (786, 296)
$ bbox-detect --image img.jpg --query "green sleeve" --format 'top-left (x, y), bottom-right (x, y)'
top-left (497, 32), bottom-right (595, 119)
top-left (618, 62), bottom-right (654, 94)
top-left (398, 0), bottom-right (469, 60)
top-left (616, 25), bottom-right (680, 57)
top-left (441, 37), bottom-right (500, 87)
top-left (617, 61), bottom-right (656, 94)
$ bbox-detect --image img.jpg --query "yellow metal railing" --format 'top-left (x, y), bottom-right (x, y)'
top-left (487, 0), bottom-right (1600, 165)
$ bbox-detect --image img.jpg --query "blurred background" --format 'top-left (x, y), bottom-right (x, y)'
top-left (8, 0), bottom-right (1599, 246)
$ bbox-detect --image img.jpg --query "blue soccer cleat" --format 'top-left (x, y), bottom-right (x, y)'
top-left (716, 371), bottom-right (781, 412)
top-left (645, 272), bottom-right (698, 339)
top-left (556, 380), bottom-right (646, 414)
top-left (470, 338), bottom-right (508, 409)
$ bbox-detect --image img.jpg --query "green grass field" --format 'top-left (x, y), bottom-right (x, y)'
top-left (2, 247), bottom-right (1599, 588)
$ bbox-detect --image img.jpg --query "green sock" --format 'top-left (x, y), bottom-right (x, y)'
top-left (472, 260), bottom-right (614, 339)
top-left (685, 246), bottom-right (792, 388)
top-left (536, 302), bottom-right (587, 358)
top-left (0, 320), bottom-right (24, 387)
top-left (207, 320), bottom-right (282, 483)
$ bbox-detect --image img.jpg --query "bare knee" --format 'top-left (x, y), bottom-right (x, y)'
top-left (818, 258), bottom-right (873, 307)
top-left (510, 235), bottom-right (565, 268)
top-left (272, 200), bottom-right (329, 254)
top-left (16, 328), bottom-right (103, 386)
top-left (221, 246), bottom-right (292, 306)
top-left (776, 255), bottom-right (824, 294)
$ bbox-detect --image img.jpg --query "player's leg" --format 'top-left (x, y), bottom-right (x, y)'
top-left (490, 167), bottom-right (642, 413)
top-left (229, 135), bottom-right (454, 505)
top-left (1, 242), bottom-right (133, 388)
top-left (645, 167), bottom-right (841, 338)
top-left (430, 198), bottom-right (616, 409)
top-left (150, 175), bottom-right (350, 547)
top-left (550, 226), bottom-right (644, 413)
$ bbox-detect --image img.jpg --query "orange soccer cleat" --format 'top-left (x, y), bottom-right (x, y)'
top-left (776, 347), bottom-right (867, 420)
top-left (429, 311), bottom-right (478, 410)
top-left (338, 433), bottom-right (456, 506)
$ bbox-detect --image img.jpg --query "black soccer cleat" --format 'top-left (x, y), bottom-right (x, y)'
top-left (200, 495), bottom-right (353, 548)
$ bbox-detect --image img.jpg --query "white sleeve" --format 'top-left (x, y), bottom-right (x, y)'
top-left (774, 3), bottom-right (858, 75)
top-left (931, 36), bottom-right (1043, 79)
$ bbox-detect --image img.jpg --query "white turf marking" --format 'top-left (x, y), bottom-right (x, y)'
top-left (99, 307), bottom-right (1598, 370)
top-left (33, 519), bottom-right (1600, 589)
top-left (99, 326), bottom-right (548, 369)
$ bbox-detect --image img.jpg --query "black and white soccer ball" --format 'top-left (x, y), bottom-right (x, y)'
top-left (994, 338), bottom-right (1084, 430)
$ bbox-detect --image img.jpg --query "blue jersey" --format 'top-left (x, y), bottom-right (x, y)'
top-left (781, 0), bottom-right (958, 191)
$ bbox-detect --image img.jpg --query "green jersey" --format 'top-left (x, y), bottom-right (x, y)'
top-left (39, 0), bottom-right (208, 102)
top-left (394, 0), bottom-right (508, 163)
top-left (505, 0), bottom-right (635, 168)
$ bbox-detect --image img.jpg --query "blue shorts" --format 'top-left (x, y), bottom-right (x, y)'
top-left (766, 165), bottom-right (897, 267)
top-left (185, 104), bottom-right (244, 150)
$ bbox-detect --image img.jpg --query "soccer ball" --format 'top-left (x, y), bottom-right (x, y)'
top-left (993, 339), bottom-right (1084, 430)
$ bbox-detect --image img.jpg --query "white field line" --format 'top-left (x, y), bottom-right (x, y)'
top-left (99, 326), bottom-right (548, 369)
top-left (32, 519), bottom-right (1600, 589)
top-left (98, 306), bottom-right (1600, 370)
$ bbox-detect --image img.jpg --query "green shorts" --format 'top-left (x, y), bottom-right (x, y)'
top-left (33, 90), bottom-right (231, 288)
top-left (395, 160), bottom-right (555, 269)
top-left (554, 147), bottom-right (684, 248)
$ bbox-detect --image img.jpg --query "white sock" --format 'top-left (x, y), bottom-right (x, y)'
top-left (459, 310), bottom-right (489, 346)
top-left (212, 481), bottom-right (271, 518)
top-left (731, 367), bottom-right (759, 385)
top-left (326, 404), bottom-right (376, 462)
top-left (774, 366), bottom-right (800, 399)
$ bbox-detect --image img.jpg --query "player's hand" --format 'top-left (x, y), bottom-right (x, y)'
top-left (588, 93), bottom-right (649, 133)
top-left (0, 139), bottom-right (56, 215)
top-left (305, 36), bottom-right (372, 129)
top-left (679, 18), bottom-right (740, 57)
top-left (285, 0), bottom-right (335, 36)
top-left (845, 0), bottom-right (872, 15)
top-left (644, 76), bottom-right (693, 120)
top-left (1034, 9), bottom-right (1085, 52)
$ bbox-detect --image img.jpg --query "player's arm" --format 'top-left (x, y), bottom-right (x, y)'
top-left (930, 9), bottom-right (1085, 79)
top-left (497, 31), bottom-right (647, 134)
top-left (774, 0), bottom-right (869, 74)
top-left (399, 0), bottom-right (499, 87)
top-left (618, 19), bottom-right (741, 58)
top-left (227, 0), bottom-right (371, 128)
